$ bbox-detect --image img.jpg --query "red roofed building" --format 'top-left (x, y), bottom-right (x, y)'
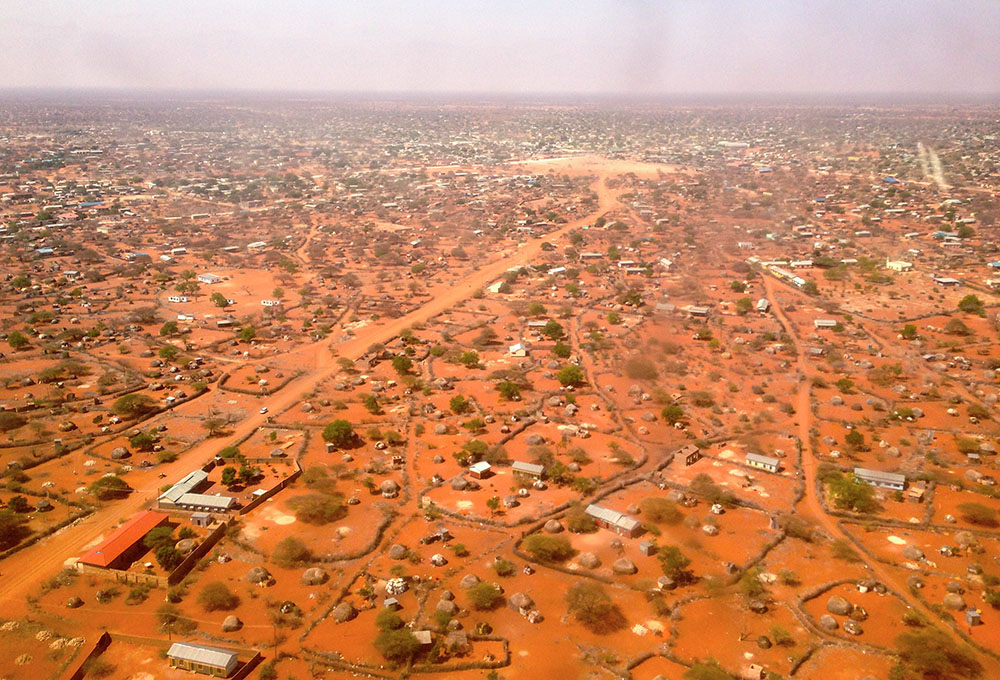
top-left (78, 510), bottom-right (169, 569)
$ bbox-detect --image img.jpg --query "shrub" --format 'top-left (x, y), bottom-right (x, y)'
top-left (374, 629), bottom-right (420, 664)
top-left (198, 581), bottom-right (240, 611)
top-left (565, 504), bottom-right (597, 533)
top-left (565, 581), bottom-right (626, 634)
top-left (322, 419), bottom-right (356, 448)
top-left (288, 493), bottom-right (346, 525)
top-left (895, 628), bottom-right (981, 679)
top-left (272, 536), bottom-right (312, 567)
top-left (467, 581), bottom-right (504, 610)
top-left (625, 357), bottom-right (658, 380)
top-left (522, 534), bottom-right (574, 562)
top-left (639, 497), bottom-right (683, 524)
top-left (957, 502), bottom-right (998, 527)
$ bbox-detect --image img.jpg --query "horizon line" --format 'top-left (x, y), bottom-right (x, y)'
top-left (0, 86), bottom-right (999, 105)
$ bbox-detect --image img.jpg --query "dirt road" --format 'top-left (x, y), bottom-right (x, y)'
top-left (0, 172), bottom-right (621, 612)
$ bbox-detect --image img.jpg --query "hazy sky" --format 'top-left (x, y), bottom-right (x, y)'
top-left (3, 0), bottom-right (999, 95)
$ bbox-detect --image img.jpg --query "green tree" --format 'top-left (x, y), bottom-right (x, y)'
top-left (522, 534), bottom-right (574, 562)
top-left (374, 629), bottom-right (420, 664)
top-left (237, 326), bottom-right (256, 342)
top-left (497, 381), bottom-right (521, 401)
top-left (159, 345), bottom-right (179, 361)
top-left (958, 294), bottom-right (984, 316)
top-left (210, 292), bottom-right (229, 307)
top-left (552, 342), bottom-right (571, 358)
top-left (113, 393), bottom-right (157, 417)
top-left (449, 395), bottom-right (471, 414)
top-left (391, 354), bottom-right (413, 375)
top-left (159, 321), bottom-right (178, 336)
top-left (541, 319), bottom-right (564, 340)
top-left (322, 419), bottom-right (356, 448)
top-left (198, 582), bottom-right (240, 611)
top-left (661, 405), bottom-right (685, 424)
top-left (565, 581), bottom-right (626, 633)
top-left (459, 350), bottom-right (480, 368)
top-left (556, 365), bottom-right (585, 387)
top-left (802, 280), bottom-right (819, 295)
top-left (467, 581), bottom-right (504, 610)
top-left (900, 323), bottom-right (917, 340)
top-left (89, 475), bottom-right (130, 500)
top-left (658, 545), bottom-right (694, 583)
top-left (7, 331), bottom-right (29, 350)
top-left (221, 466), bottom-right (237, 486)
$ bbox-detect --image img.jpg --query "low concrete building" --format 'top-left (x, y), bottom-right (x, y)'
top-left (746, 453), bottom-right (781, 473)
top-left (512, 461), bottom-right (544, 479)
top-left (167, 642), bottom-right (238, 677)
top-left (854, 467), bottom-right (906, 491)
top-left (585, 504), bottom-right (641, 537)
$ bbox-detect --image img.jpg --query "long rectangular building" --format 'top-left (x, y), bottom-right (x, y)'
top-left (78, 510), bottom-right (169, 569)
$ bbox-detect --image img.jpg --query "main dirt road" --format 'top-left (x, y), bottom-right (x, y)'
top-left (0, 170), bottom-right (622, 613)
top-left (762, 274), bottom-right (1000, 675)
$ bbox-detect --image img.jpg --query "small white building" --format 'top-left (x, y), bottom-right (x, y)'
top-left (260, 299), bottom-right (282, 307)
top-left (508, 343), bottom-right (527, 357)
top-left (197, 273), bottom-right (222, 285)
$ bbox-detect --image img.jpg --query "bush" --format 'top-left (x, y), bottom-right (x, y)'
top-left (467, 581), bottom-right (504, 610)
top-left (683, 660), bottom-right (735, 680)
top-left (556, 364), bottom-right (584, 387)
top-left (89, 475), bottom-right (130, 500)
top-left (493, 559), bottom-right (516, 577)
top-left (112, 393), bottom-right (157, 417)
top-left (375, 608), bottom-right (405, 630)
top-left (895, 628), bottom-right (982, 679)
top-left (565, 504), bottom-right (597, 533)
top-left (957, 502), bottom-right (998, 527)
top-left (273, 536), bottom-right (312, 567)
top-left (625, 357), bottom-right (658, 380)
top-left (198, 581), bottom-right (240, 611)
top-left (288, 493), bottom-right (346, 525)
top-left (828, 476), bottom-right (878, 513)
top-left (374, 629), bottom-right (420, 664)
top-left (565, 581), bottom-right (626, 634)
top-left (639, 497), bottom-right (683, 524)
top-left (522, 534), bottom-right (574, 563)
top-left (322, 419), bottom-right (356, 448)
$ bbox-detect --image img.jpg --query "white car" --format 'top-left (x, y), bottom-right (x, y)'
top-left (259, 407), bottom-right (268, 414)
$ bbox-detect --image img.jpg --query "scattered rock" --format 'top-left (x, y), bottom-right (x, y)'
top-left (388, 544), bottom-right (409, 560)
top-left (818, 614), bottom-right (838, 630)
top-left (222, 616), bottom-right (242, 632)
top-left (459, 574), bottom-right (480, 589)
top-left (65, 596), bottom-right (83, 609)
top-left (578, 552), bottom-right (601, 569)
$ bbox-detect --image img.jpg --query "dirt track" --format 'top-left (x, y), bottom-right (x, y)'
top-left (762, 274), bottom-right (1000, 675)
top-left (0, 170), bottom-right (621, 612)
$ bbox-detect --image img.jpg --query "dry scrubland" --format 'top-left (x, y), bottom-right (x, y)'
top-left (0, 101), bottom-right (999, 680)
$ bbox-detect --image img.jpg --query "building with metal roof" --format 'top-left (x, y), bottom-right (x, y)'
top-left (78, 510), bottom-right (169, 569)
top-left (511, 461), bottom-right (544, 478)
top-left (854, 467), bottom-right (906, 491)
top-left (167, 642), bottom-right (239, 677)
top-left (585, 504), bottom-right (641, 537)
top-left (746, 453), bottom-right (781, 473)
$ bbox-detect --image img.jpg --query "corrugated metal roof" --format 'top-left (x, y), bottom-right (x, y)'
top-left (747, 453), bottom-right (781, 468)
top-left (174, 493), bottom-right (235, 510)
top-left (854, 467), bottom-right (906, 484)
top-left (79, 510), bottom-right (169, 568)
top-left (512, 461), bottom-right (544, 476)
top-left (167, 642), bottom-right (238, 668)
top-left (159, 469), bottom-right (208, 502)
